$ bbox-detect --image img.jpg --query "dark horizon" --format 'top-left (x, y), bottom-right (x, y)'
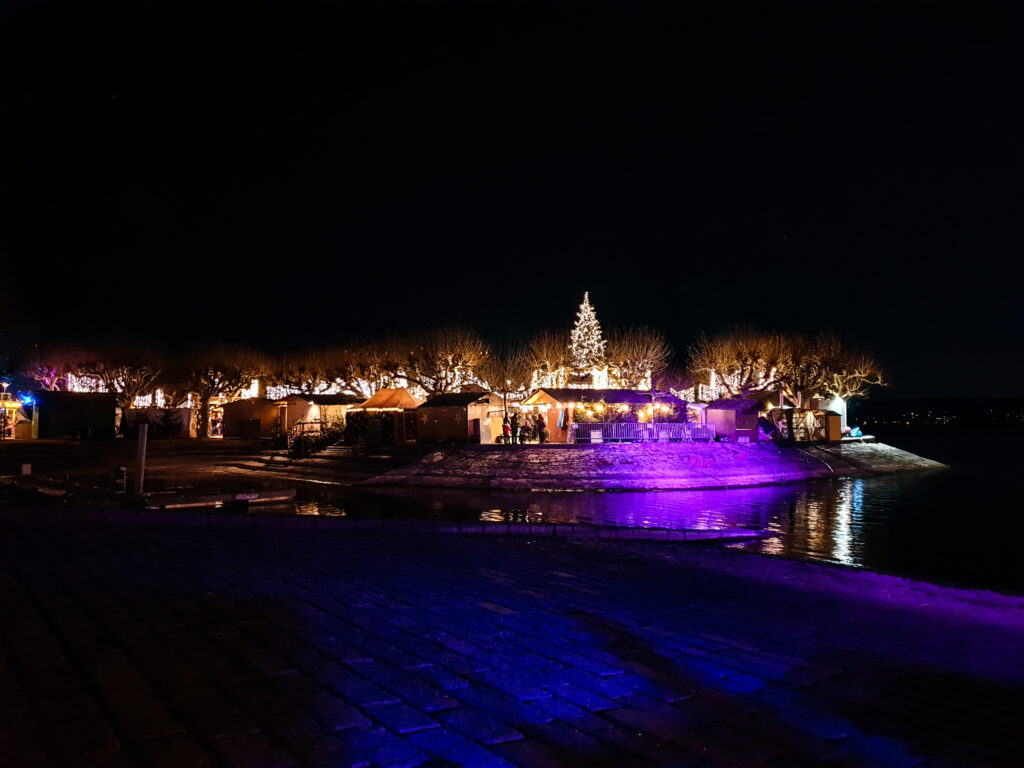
top-left (3, 2), bottom-right (1022, 399)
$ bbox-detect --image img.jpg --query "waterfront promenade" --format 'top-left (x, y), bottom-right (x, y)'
top-left (1, 502), bottom-right (1022, 767)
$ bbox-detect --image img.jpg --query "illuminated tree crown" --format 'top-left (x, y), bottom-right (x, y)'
top-left (568, 291), bottom-right (606, 370)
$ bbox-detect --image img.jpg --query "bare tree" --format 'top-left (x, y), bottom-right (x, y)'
top-left (654, 365), bottom-right (695, 397)
top-left (773, 333), bottom-right (826, 407)
top-left (817, 335), bottom-right (887, 399)
top-left (399, 325), bottom-right (488, 397)
top-left (70, 343), bottom-right (162, 424)
top-left (20, 344), bottom-right (83, 390)
top-left (153, 353), bottom-right (193, 411)
top-left (527, 329), bottom-right (568, 388)
top-left (686, 328), bottom-right (782, 398)
top-left (334, 339), bottom-right (404, 399)
top-left (475, 342), bottom-right (534, 411)
top-left (269, 348), bottom-right (345, 395)
top-left (606, 326), bottom-right (673, 389)
top-left (182, 345), bottom-right (268, 438)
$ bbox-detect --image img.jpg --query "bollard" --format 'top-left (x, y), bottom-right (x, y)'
top-left (135, 423), bottom-right (148, 495)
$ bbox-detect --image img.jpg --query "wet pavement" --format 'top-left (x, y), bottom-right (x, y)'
top-left (1, 504), bottom-right (1022, 767)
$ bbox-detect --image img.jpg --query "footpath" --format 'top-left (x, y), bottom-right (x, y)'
top-left (1, 497), bottom-right (1022, 767)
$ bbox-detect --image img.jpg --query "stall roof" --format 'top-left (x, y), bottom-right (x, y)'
top-left (707, 398), bottom-right (764, 411)
top-left (522, 388), bottom-right (684, 406)
top-left (274, 393), bottom-right (365, 406)
top-left (350, 388), bottom-right (424, 411)
top-left (420, 392), bottom-right (498, 408)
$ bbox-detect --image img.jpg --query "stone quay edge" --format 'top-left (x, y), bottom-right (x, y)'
top-left (357, 441), bottom-right (946, 491)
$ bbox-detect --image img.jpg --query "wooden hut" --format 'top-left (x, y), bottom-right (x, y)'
top-left (275, 393), bottom-right (364, 439)
top-left (347, 388), bottom-right (423, 445)
top-left (519, 389), bottom-right (685, 443)
top-left (222, 397), bottom-right (279, 439)
top-left (705, 398), bottom-right (763, 443)
top-left (30, 391), bottom-right (118, 440)
top-left (417, 392), bottom-right (505, 444)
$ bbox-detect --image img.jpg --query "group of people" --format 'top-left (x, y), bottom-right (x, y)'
top-left (501, 411), bottom-right (549, 444)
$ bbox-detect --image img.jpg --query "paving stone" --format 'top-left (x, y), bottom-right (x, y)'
top-left (3, 516), bottom-right (1023, 768)
top-left (207, 731), bottom-right (299, 768)
top-left (450, 685), bottom-right (553, 727)
top-left (150, 671), bottom-right (220, 703)
top-left (693, 719), bottom-right (787, 762)
top-left (132, 733), bottom-right (214, 768)
top-left (409, 663), bottom-right (470, 692)
top-left (44, 714), bottom-right (121, 763)
top-left (269, 720), bottom-right (369, 768)
top-left (463, 668), bottom-right (552, 701)
top-left (612, 670), bottom-right (694, 701)
top-left (380, 674), bottom-right (460, 712)
top-left (435, 740), bottom-right (517, 768)
top-left (682, 697), bottom-right (850, 762)
top-left (518, 720), bottom-right (605, 760)
top-left (343, 725), bottom-right (430, 768)
top-left (545, 666), bottom-right (633, 698)
top-left (489, 737), bottom-right (575, 768)
top-left (85, 649), bottom-right (185, 740)
top-left (364, 700), bottom-right (440, 737)
top-left (602, 696), bottom-right (705, 741)
top-left (270, 668), bottom-right (328, 699)
top-left (404, 726), bottom-right (471, 756)
top-left (363, 700), bottom-right (440, 734)
top-left (176, 695), bottom-right (261, 741)
top-left (0, 709), bottom-right (53, 766)
top-left (589, 723), bottom-right (702, 766)
top-left (547, 682), bottom-right (619, 712)
top-left (438, 706), bottom-right (524, 745)
top-left (30, 687), bottom-right (100, 722)
top-left (528, 694), bottom-right (610, 733)
top-left (300, 693), bottom-right (374, 731)
top-left (328, 672), bottom-right (402, 707)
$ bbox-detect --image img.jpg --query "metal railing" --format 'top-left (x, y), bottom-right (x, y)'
top-left (568, 422), bottom-right (716, 443)
top-left (288, 419), bottom-right (323, 447)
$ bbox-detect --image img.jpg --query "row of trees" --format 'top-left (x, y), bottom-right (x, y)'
top-left (11, 324), bottom-right (678, 436)
top-left (9, 324), bottom-right (884, 437)
top-left (687, 328), bottom-right (886, 404)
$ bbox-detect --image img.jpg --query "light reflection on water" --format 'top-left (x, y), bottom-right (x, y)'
top-left (288, 479), bottom-right (875, 568)
top-left (258, 429), bottom-right (1024, 593)
top-left (283, 462), bottom-right (1024, 594)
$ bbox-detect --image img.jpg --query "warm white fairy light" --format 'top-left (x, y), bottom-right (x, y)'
top-left (67, 373), bottom-right (105, 393)
top-left (569, 292), bottom-right (607, 371)
top-left (238, 378), bottom-right (260, 400)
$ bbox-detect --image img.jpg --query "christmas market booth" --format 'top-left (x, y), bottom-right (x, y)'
top-left (519, 389), bottom-right (685, 444)
top-left (767, 406), bottom-right (844, 444)
top-left (222, 398), bottom-right (279, 440)
top-left (705, 398), bottom-right (765, 443)
top-left (30, 391), bottom-right (119, 441)
top-left (346, 388), bottom-right (423, 446)
top-left (275, 393), bottom-right (365, 444)
top-left (416, 392), bottom-right (505, 445)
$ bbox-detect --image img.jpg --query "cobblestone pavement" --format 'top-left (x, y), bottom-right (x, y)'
top-left (1, 511), bottom-right (1022, 767)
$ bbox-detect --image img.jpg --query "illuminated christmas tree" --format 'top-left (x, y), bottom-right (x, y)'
top-left (569, 291), bottom-right (606, 370)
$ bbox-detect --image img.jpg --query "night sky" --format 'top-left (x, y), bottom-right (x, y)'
top-left (2, 2), bottom-right (1022, 398)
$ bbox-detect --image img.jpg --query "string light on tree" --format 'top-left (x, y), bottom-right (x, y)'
top-left (569, 291), bottom-right (607, 371)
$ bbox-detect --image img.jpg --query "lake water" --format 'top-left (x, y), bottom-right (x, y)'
top-left (287, 427), bottom-right (1024, 595)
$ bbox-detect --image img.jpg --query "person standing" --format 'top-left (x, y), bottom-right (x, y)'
top-left (502, 414), bottom-right (511, 445)
top-left (510, 412), bottom-right (519, 445)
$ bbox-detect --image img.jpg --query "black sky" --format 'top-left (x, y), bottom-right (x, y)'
top-left (2, 1), bottom-right (1022, 397)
